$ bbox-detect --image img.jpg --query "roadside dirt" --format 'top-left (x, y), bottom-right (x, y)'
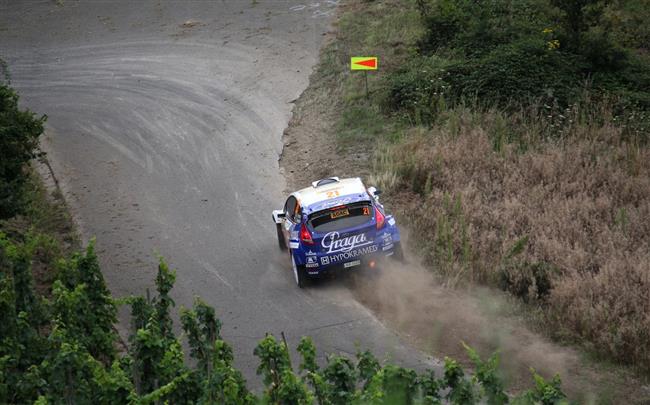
top-left (279, 66), bottom-right (372, 190)
top-left (279, 12), bottom-right (650, 405)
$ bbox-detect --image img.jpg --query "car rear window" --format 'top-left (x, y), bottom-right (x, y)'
top-left (309, 202), bottom-right (372, 232)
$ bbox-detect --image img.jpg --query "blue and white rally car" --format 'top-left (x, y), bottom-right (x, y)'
top-left (272, 177), bottom-right (403, 288)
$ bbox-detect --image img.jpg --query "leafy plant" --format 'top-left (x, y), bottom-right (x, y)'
top-left (0, 82), bottom-right (46, 219)
top-left (444, 357), bottom-right (478, 404)
top-left (464, 343), bottom-right (508, 405)
top-left (513, 369), bottom-right (570, 405)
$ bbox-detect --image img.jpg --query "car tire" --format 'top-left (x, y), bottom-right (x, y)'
top-left (292, 255), bottom-right (308, 288)
top-left (391, 242), bottom-right (405, 263)
top-left (276, 222), bottom-right (287, 251)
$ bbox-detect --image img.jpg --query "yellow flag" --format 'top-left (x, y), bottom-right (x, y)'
top-left (350, 57), bottom-right (378, 70)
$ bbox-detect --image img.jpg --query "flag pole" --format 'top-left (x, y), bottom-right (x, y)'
top-left (364, 70), bottom-right (369, 100)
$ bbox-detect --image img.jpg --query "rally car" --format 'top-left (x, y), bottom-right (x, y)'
top-left (272, 177), bottom-right (403, 288)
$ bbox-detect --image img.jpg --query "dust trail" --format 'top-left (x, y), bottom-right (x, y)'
top-left (349, 249), bottom-right (647, 403)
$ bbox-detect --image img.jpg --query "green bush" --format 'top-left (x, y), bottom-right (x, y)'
top-left (387, 39), bottom-right (582, 115)
top-left (0, 83), bottom-right (45, 219)
top-left (417, 0), bottom-right (465, 55)
top-left (419, 0), bottom-right (552, 58)
top-left (605, 0), bottom-right (650, 49)
top-left (451, 38), bottom-right (582, 108)
top-left (385, 56), bottom-right (456, 125)
top-left (596, 53), bottom-right (650, 106)
top-left (388, 0), bottom-right (650, 141)
top-left (593, 53), bottom-right (650, 141)
top-left (578, 26), bottom-right (629, 72)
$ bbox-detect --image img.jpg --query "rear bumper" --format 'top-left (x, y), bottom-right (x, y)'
top-left (292, 224), bottom-right (401, 276)
top-left (303, 243), bottom-right (398, 276)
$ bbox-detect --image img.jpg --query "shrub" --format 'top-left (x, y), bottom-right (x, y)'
top-left (605, 0), bottom-right (650, 49)
top-left (417, 0), bottom-right (465, 55)
top-left (385, 55), bottom-right (456, 125)
top-left (450, 38), bottom-right (582, 108)
top-left (578, 26), bottom-right (629, 72)
top-left (549, 0), bottom-right (606, 51)
top-left (419, 0), bottom-right (552, 58)
top-left (399, 0), bottom-right (650, 141)
top-left (0, 83), bottom-right (45, 219)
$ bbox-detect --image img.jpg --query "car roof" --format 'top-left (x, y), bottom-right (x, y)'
top-left (293, 177), bottom-right (371, 214)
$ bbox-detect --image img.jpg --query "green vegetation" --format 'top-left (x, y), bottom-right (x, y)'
top-left (0, 78), bottom-right (46, 219)
top-left (1, 235), bottom-right (574, 404)
top-left (0, 65), bottom-right (78, 296)
top-left (389, 0), bottom-right (650, 139)
top-left (312, 0), bottom-right (650, 374)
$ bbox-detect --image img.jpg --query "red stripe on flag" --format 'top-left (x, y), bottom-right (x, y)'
top-left (355, 59), bottom-right (376, 68)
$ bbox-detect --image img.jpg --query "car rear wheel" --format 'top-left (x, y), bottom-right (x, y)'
top-left (292, 255), bottom-right (308, 288)
top-left (276, 222), bottom-right (287, 251)
top-left (391, 242), bottom-right (405, 263)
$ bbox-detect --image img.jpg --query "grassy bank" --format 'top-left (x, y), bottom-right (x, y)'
top-left (285, 0), bottom-right (650, 377)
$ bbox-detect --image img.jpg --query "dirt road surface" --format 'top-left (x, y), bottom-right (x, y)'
top-left (0, 0), bottom-right (436, 385)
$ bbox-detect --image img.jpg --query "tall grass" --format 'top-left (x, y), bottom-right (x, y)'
top-left (373, 97), bottom-right (650, 371)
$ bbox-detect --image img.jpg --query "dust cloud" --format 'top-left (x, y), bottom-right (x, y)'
top-left (348, 246), bottom-right (646, 403)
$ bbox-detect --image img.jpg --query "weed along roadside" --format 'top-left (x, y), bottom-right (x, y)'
top-left (281, 0), bottom-right (650, 402)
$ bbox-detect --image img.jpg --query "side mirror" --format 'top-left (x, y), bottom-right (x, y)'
top-left (368, 186), bottom-right (382, 198)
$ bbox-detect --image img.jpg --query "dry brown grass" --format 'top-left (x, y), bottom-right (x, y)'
top-left (373, 107), bottom-right (650, 371)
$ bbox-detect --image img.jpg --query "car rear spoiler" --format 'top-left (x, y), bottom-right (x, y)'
top-left (272, 210), bottom-right (285, 224)
top-left (312, 177), bottom-right (340, 188)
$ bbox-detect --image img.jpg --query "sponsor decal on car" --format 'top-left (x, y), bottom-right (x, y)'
top-left (320, 245), bottom-right (378, 265)
top-left (321, 197), bottom-right (354, 209)
top-left (387, 217), bottom-right (396, 226)
top-left (330, 208), bottom-right (350, 219)
top-left (305, 255), bottom-right (319, 268)
top-left (381, 232), bottom-right (393, 251)
top-left (321, 231), bottom-right (372, 254)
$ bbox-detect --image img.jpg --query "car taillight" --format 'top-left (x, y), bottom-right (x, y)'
top-left (300, 223), bottom-right (314, 244)
top-left (375, 207), bottom-right (385, 230)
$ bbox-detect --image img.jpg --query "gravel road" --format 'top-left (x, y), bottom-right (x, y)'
top-left (0, 0), bottom-right (436, 385)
